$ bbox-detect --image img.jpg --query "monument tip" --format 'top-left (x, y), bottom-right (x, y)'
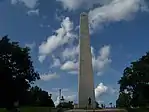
top-left (81, 12), bottom-right (88, 17)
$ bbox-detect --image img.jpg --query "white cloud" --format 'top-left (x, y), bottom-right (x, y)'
top-left (40, 73), bottom-right (60, 81)
top-left (55, 12), bottom-right (65, 22)
top-left (54, 94), bottom-right (76, 105)
top-left (11, 0), bottom-right (39, 9)
top-left (51, 89), bottom-right (77, 106)
top-left (27, 9), bottom-right (39, 16)
top-left (95, 83), bottom-right (118, 103)
top-left (64, 94), bottom-right (77, 102)
top-left (92, 45), bottom-right (112, 75)
top-left (56, 0), bottom-right (83, 10)
top-left (51, 56), bottom-right (61, 68)
top-left (38, 17), bottom-right (76, 62)
top-left (52, 88), bottom-right (69, 92)
top-left (61, 61), bottom-right (78, 71)
top-left (62, 44), bottom-right (79, 61)
top-left (50, 84), bottom-right (116, 105)
top-left (61, 45), bottom-right (111, 76)
top-left (68, 71), bottom-right (78, 75)
top-left (95, 83), bottom-right (108, 98)
top-left (56, 0), bottom-right (112, 10)
top-left (89, 0), bottom-right (148, 32)
top-left (57, 0), bottom-right (148, 32)
top-left (38, 55), bottom-right (46, 63)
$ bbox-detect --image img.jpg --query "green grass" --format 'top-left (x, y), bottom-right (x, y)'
top-left (1, 107), bottom-right (148, 112)
top-left (0, 107), bottom-right (69, 112)
top-left (127, 108), bottom-right (149, 112)
top-left (21, 107), bottom-right (54, 112)
top-left (0, 108), bottom-right (7, 112)
top-left (0, 107), bottom-right (55, 112)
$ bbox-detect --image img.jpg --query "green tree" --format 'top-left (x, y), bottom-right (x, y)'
top-left (0, 36), bottom-right (40, 109)
top-left (29, 86), bottom-right (55, 107)
top-left (57, 101), bottom-right (74, 109)
top-left (117, 52), bottom-right (149, 108)
top-left (116, 92), bottom-right (131, 108)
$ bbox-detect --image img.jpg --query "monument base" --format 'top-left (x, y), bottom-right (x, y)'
top-left (74, 104), bottom-right (95, 110)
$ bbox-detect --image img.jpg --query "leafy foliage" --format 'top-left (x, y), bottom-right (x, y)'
top-left (0, 36), bottom-right (40, 108)
top-left (116, 92), bottom-right (131, 108)
top-left (21, 86), bottom-right (55, 107)
top-left (57, 101), bottom-right (74, 109)
top-left (117, 52), bottom-right (149, 108)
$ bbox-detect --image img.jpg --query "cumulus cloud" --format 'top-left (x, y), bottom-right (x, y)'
top-left (52, 88), bottom-right (69, 92)
top-left (50, 89), bottom-right (77, 106)
top-left (95, 83), bottom-right (118, 103)
top-left (92, 45), bottom-right (112, 75)
top-left (60, 45), bottom-right (111, 76)
top-left (61, 61), bottom-right (78, 71)
top-left (38, 55), bottom-right (46, 63)
top-left (95, 83), bottom-right (108, 98)
top-left (89, 0), bottom-right (149, 32)
top-left (40, 73), bottom-right (60, 81)
top-left (51, 56), bottom-right (61, 68)
top-left (57, 0), bottom-right (148, 32)
top-left (51, 83), bottom-right (115, 105)
top-left (68, 71), bottom-right (78, 75)
top-left (56, 0), bottom-right (112, 10)
top-left (11, 0), bottom-right (39, 9)
top-left (27, 9), bottom-right (39, 16)
top-left (38, 17), bottom-right (76, 63)
top-left (62, 44), bottom-right (79, 61)
top-left (54, 95), bottom-right (77, 106)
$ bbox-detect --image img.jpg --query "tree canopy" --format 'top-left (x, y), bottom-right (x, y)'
top-left (22, 86), bottom-right (55, 107)
top-left (0, 36), bottom-right (40, 108)
top-left (57, 101), bottom-right (74, 109)
top-left (117, 52), bottom-right (149, 108)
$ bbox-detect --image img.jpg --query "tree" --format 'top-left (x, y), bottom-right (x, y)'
top-left (57, 101), bottom-right (74, 109)
top-left (24, 86), bottom-right (55, 107)
top-left (116, 92), bottom-right (131, 108)
top-left (117, 52), bottom-right (149, 108)
top-left (0, 36), bottom-right (40, 109)
top-left (32, 86), bottom-right (55, 107)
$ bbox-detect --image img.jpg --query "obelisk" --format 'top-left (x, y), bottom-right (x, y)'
top-left (78, 12), bottom-right (96, 109)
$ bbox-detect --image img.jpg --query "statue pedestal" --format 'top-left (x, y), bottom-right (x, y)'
top-left (87, 105), bottom-right (93, 109)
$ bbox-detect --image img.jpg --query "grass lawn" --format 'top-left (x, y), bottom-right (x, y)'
top-left (0, 107), bottom-right (69, 112)
top-left (127, 108), bottom-right (149, 112)
top-left (0, 107), bottom-right (57, 112)
top-left (1, 107), bottom-right (148, 112)
top-left (0, 108), bottom-right (7, 112)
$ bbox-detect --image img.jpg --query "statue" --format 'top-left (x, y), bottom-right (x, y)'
top-left (88, 97), bottom-right (91, 106)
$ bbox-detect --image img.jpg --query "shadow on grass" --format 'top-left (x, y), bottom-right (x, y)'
top-left (126, 108), bottom-right (149, 112)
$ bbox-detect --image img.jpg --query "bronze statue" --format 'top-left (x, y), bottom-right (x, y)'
top-left (88, 97), bottom-right (91, 105)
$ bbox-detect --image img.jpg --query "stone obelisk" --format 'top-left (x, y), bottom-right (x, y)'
top-left (78, 12), bottom-right (95, 109)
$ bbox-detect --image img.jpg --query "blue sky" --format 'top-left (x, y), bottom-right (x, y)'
top-left (1, 0), bottom-right (149, 106)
